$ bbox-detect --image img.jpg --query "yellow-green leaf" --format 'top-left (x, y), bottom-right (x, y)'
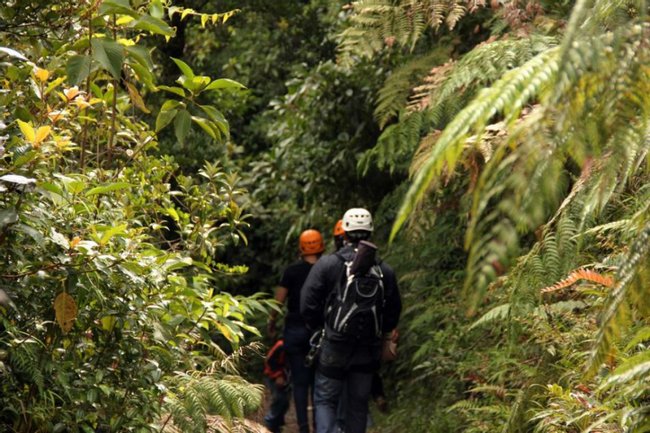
top-left (125, 82), bottom-right (150, 113)
top-left (17, 120), bottom-right (35, 143)
top-left (54, 292), bottom-right (77, 334)
top-left (34, 126), bottom-right (51, 145)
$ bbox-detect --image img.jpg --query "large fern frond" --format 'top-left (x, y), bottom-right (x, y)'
top-left (163, 374), bottom-right (263, 433)
top-left (338, 0), bottom-right (482, 63)
top-left (394, 22), bottom-right (650, 315)
top-left (586, 222), bottom-right (650, 377)
top-left (375, 49), bottom-right (450, 128)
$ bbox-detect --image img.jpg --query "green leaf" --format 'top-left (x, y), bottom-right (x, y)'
top-left (132, 15), bottom-right (174, 37)
top-left (171, 57), bottom-right (194, 79)
top-left (192, 116), bottom-right (219, 140)
top-left (177, 75), bottom-right (210, 93)
top-left (124, 45), bottom-right (154, 69)
top-left (205, 78), bottom-right (246, 91)
top-left (625, 326), bottom-right (650, 351)
top-left (85, 182), bottom-right (132, 196)
top-left (157, 85), bottom-right (185, 97)
top-left (128, 62), bottom-right (155, 90)
top-left (91, 38), bottom-right (125, 79)
top-left (12, 223), bottom-right (44, 245)
top-left (469, 303), bottom-right (510, 330)
top-left (100, 224), bottom-right (128, 245)
top-left (98, 0), bottom-right (136, 16)
top-left (174, 109), bottom-right (192, 144)
top-left (198, 105), bottom-right (229, 136)
top-left (603, 350), bottom-right (650, 388)
top-left (198, 104), bottom-right (226, 123)
top-left (155, 100), bottom-right (181, 132)
top-left (66, 55), bottom-right (92, 86)
top-left (39, 182), bottom-right (64, 197)
top-left (166, 207), bottom-right (180, 222)
top-left (149, 0), bottom-right (164, 18)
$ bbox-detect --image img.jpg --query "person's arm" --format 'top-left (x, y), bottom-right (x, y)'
top-left (267, 286), bottom-right (288, 338)
top-left (381, 264), bottom-right (402, 334)
top-left (300, 257), bottom-right (333, 330)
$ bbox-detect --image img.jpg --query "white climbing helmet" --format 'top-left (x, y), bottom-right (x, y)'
top-left (342, 208), bottom-right (373, 232)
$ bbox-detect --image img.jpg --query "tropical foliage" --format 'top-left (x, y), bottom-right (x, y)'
top-left (2, 0), bottom-right (650, 432)
top-left (0, 1), bottom-right (268, 431)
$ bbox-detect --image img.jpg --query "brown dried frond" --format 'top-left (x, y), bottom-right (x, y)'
top-left (407, 60), bottom-right (456, 112)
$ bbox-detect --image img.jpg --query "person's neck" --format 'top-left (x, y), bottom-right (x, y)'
top-left (303, 254), bottom-right (318, 264)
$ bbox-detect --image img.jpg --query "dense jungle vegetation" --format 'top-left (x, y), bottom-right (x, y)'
top-left (1, 0), bottom-right (649, 432)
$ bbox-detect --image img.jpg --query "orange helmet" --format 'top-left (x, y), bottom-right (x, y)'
top-left (333, 220), bottom-right (344, 237)
top-left (299, 229), bottom-right (325, 255)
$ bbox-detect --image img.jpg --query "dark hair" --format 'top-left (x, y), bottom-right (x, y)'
top-left (345, 230), bottom-right (371, 243)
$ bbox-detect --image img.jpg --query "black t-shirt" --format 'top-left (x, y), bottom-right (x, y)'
top-left (280, 260), bottom-right (313, 325)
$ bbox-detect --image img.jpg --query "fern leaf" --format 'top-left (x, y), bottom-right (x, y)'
top-left (469, 303), bottom-right (510, 329)
top-left (625, 326), bottom-right (650, 352)
top-left (375, 51), bottom-right (448, 128)
top-left (541, 268), bottom-right (614, 294)
top-left (601, 349), bottom-right (650, 388)
top-left (586, 222), bottom-right (650, 377)
top-left (391, 46), bottom-right (561, 241)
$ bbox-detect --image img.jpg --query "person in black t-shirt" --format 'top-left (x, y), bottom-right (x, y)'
top-left (268, 229), bottom-right (324, 433)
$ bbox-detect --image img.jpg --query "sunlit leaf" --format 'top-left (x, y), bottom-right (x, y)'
top-left (16, 120), bottom-right (35, 143)
top-left (171, 57), bottom-right (194, 79)
top-left (204, 78), bottom-right (246, 91)
top-left (54, 292), bottom-right (77, 334)
top-left (85, 182), bottom-right (132, 196)
top-left (132, 15), bottom-right (174, 37)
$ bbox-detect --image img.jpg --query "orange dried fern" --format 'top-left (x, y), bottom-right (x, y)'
top-left (541, 269), bottom-right (614, 294)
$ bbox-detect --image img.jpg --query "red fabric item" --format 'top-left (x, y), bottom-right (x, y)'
top-left (263, 339), bottom-right (287, 380)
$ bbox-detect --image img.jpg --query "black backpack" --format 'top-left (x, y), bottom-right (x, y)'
top-left (324, 246), bottom-right (385, 341)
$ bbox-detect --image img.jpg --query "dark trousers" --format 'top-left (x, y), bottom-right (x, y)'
top-left (313, 338), bottom-right (379, 433)
top-left (264, 378), bottom-right (290, 433)
top-left (284, 324), bottom-right (315, 433)
top-left (314, 369), bottom-right (373, 433)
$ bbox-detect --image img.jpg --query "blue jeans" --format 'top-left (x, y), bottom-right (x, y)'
top-left (264, 378), bottom-right (290, 433)
top-left (284, 324), bottom-right (315, 433)
top-left (314, 370), bottom-right (373, 433)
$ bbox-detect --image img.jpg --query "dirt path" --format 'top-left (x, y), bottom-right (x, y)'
top-left (251, 388), bottom-right (309, 433)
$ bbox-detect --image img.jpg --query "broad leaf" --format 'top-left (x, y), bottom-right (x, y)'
top-left (98, 0), bottom-right (136, 17)
top-left (54, 292), bottom-right (77, 334)
top-left (192, 116), bottom-right (219, 140)
top-left (157, 85), bottom-right (185, 97)
top-left (171, 57), bottom-right (194, 79)
top-left (91, 38), bottom-right (125, 79)
top-left (85, 182), bottom-right (132, 196)
top-left (205, 78), bottom-right (246, 91)
top-left (174, 109), bottom-right (192, 144)
top-left (16, 120), bottom-right (35, 143)
top-left (125, 82), bottom-right (150, 113)
top-left (133, 15), bottom-right (174, 37)
top-left (155, 100), bottom-right (181, 132)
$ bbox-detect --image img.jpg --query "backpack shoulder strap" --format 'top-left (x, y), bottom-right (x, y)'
top-left (333, 251), bottom-right (346, 262)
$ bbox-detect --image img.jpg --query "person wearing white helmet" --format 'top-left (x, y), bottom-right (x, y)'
top-left (300, 208), bottom-right (401, 433)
